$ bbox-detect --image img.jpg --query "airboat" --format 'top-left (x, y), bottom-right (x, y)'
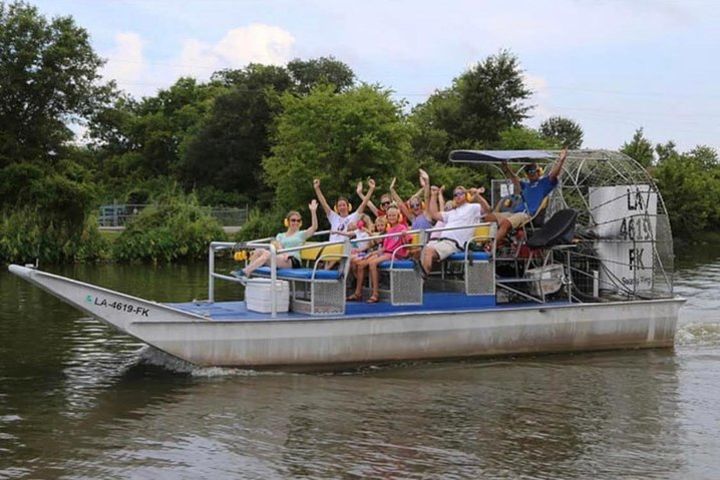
top-left (9, 150), bottom-right (684, 369)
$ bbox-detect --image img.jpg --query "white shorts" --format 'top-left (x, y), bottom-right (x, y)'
top-left (426, 239), bottom-right (460, 261)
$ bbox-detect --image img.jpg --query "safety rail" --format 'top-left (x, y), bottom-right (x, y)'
top-left (208, 233), bottom-right (349, 317)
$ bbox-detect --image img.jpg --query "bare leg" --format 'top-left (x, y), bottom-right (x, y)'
top-left (352, 259), bottom-right (369, 298)
top-left (368, 254), bottom-right (391, 299)
top-left (495, 218), bottom-right (512, 247)
top-left (243, 249), bottom-right (270, 276)
top-left (422, 246), bottom-right (438, 276)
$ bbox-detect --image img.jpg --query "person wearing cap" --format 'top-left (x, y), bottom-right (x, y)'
top-left (421, 184), bottom-right (490, 277)
top-left (487, 147), bottom-right (568, 246)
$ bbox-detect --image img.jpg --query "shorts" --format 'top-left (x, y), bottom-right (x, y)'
top-left (290, 257), bottom-right (301, 269)
top-left (426, 239), bottom-right (461, 261)
top-left (494, 211), bottom-right (532, 229)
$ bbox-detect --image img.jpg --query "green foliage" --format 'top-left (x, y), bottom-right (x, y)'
top-left (287, 56), bottom-right (355, 94)
top-left (91, 78), bottom-right (223, 185)
top-left (112, 193), bottom-right (226, 263)
top-left (264, 84), bottom-right (413, 214)
top-left (655, 140), bottom-right (679, 165)
top-left (0, 207), bottom-right (108, 263)
top-left (178, 75), bottom-right (284, 203)
top-left (498, 127), bottom-right (556, 149)
top-left (0, 1), bottom-right (112, 166)
top-left (539, 116), bottom-right (583, 149)
top-left (234, 208), bottom-right (285, 241)
top-left (653, 152), bottom-right (720, 237)
top-left (621, 128), bottom-right (654, 167)
top-left (410, 50), bottom-right (533, 162)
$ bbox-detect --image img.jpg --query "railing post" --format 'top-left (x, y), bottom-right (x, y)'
top-left (208, 243), bottom-right (215, 303)
top-left (270, 244), bottom-right (277, 318)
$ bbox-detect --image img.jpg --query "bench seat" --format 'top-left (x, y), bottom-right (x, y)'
top-left (447, 251), bottom-right (492, 262)
top-left (378, 260), bottom-right (415, 270)
top-left (251, 266), bottom-right (342, 281)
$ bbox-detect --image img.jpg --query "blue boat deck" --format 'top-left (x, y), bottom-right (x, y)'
top-left (167, 292), bottom-right (568, 322)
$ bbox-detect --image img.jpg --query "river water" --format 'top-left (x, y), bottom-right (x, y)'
top-left (1, 251), bottom-right (719, 479)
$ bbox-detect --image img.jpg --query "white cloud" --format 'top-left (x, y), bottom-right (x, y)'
top-left (102, 32), bottom-right (145, 84)
top-left (177, 24), bottom-right (295, 79)
top-left (523, 73), bottom-right (552, 122)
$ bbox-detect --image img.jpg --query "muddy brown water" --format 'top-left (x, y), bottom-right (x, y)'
top-left (1, 251), bottom-right (719, 479)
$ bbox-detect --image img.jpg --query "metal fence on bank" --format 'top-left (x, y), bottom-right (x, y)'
top-left (98, 203), bottom-right (250, 228)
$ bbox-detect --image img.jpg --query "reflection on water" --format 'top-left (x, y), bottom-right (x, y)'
top-left (1, 254), bottom-right (720, 479)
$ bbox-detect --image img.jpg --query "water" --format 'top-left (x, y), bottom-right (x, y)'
top-left (1, 252), bottom-right (719, 479)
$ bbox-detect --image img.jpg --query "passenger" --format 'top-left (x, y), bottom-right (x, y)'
top-left (390, 170), bottom-right (433, 230)
top-left (421, 184), bottom-right (491, 277)
top-left (372, 215), bottom-right (387, 247)
top-left (242, 200), bottom-right (319, 276)
top-left (429, 199), bottom-right (456, 239)
top-left (486, 147), bottom-right (568, 246)
top-left (349, 214), bottom-right (375, 259)
top-left (333, 214), bottom-right (375, 283)
top-left (338, 214), bottom-right (374, 273)
top-left (348, 205), bottom-right (410, 303)
top-left (313, 178), bottom-right (374, 244)
top-left (357, 180), bottom-right (393, 219)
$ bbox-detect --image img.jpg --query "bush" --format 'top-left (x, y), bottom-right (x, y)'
top-left (0, 207), bottom-right (108, 264)
top-left (234, 207), bottom-right (284, 241)
top-left (113, 193), bottom-right (226, 262)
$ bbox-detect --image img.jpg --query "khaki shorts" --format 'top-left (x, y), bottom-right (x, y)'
top-left (426, 239), bottom-right (461, 261)
top-left (495, 211), bottom-right (532, 229)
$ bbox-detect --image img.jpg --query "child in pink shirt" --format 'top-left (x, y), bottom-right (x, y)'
top-left (348, 205), bottom-right (409, 303)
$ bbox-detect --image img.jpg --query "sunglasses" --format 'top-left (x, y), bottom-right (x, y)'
top-left (526, 168), bottom-right (538, 174)
top-left (289, 218), bottom-right (302, 223)
top-left (381, 201), bottom-right (391, 206)
top-left (453, 191), bottom-right (466, 197)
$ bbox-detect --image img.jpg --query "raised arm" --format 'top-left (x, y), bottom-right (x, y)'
top-left (303, 199), bottom-right (319, 239)
top-left (469, 187), bottom-right (491, 213)
top-left (356, 181), bottom-right (379, 216)
top-left (389, 177), bottom-right (413, 220)
top-left (313, 178), bottom-right (332, 216)
top-left (501, 160), bottom-right (522, 194)
top-left (419, 170), bottom-right (432, 220)
top-left (356, 178), bottom-right (375, 214)
top-left (549, 147), bottom-right (568, 182)
top-left (428, 185), bottom-right (444, 222)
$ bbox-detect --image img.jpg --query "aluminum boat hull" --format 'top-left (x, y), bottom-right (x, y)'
top-left (9, 265), bottom-right (683, 368)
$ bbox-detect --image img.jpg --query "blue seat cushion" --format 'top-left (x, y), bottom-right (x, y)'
top-left (251, 266), bottom-right (342, 280)
top-left (378, 260), bottom-right (416, 270)
top-left (447, 251), bottom-right (492, 262)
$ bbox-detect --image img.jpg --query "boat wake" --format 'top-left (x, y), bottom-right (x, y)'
top-left (136, 346), bottom-right (278, 377)
top-left (676, 321), bottom-right (720, 346)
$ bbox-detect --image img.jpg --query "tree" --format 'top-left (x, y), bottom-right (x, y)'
top-left (498, 127), bottom-right (555, 150)
top-left (263, 84), bottom-right (413, 215)
top-left (287, 56), bottom-right (355, 94)
top-left (0, 1), bottom-right (112, 262)
top-left (180, 59), bottom-right (358, 207)
top-left (411, 50), bottom-right (533, 162)
top-left (620, 128), bottom-right (654, 167)
top-left (0, 1), bottom-right (112, 167)
top-left (91, 78), bottom-right (221, 178)
top-left (539, 116), bottom-right (583, 149)
top-left (655, 140), bottom-right (679, 165)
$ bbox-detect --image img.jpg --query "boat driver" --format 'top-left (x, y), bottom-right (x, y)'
top-left (486, 147), bottom-right (568, 246)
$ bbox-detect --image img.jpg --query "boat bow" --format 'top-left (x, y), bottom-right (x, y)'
top-left (8, 265), bottom-right (205, 334)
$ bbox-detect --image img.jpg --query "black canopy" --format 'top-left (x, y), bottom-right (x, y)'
top-left (449, 150), bottom-right (554, 164)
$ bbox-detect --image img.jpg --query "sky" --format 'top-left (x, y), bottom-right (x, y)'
top-left (33, 0), bottom-right (720, 153)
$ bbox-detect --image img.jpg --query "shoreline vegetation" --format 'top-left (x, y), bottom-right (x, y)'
top-left (1, 1), bottom-right (718, 265)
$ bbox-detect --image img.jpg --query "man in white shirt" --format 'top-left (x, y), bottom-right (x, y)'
top-left (421, 184), bottom-right (490, 277)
